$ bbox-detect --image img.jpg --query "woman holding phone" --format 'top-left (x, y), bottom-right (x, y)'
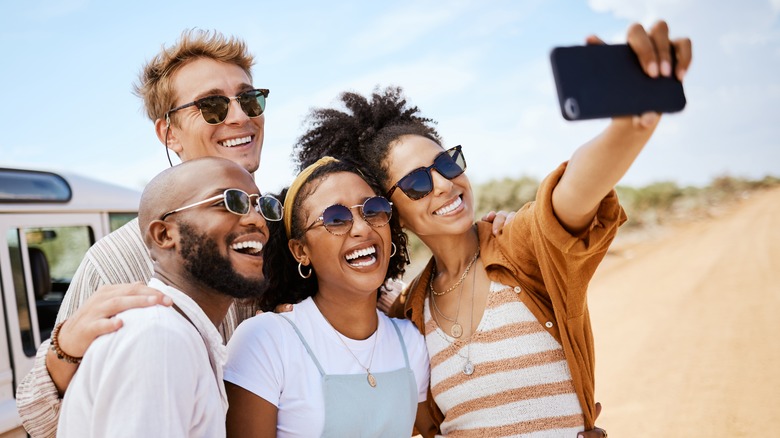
top-left (291, 21), bottom-right (690, 437)
top-left (223, 158), bottom-right (432, 437)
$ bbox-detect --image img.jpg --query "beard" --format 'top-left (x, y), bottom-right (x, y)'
top-left (177, 222), bottom-right (265, 299)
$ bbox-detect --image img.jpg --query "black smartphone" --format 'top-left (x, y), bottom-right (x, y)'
top-left (550, 44), bottom-right (686, 121)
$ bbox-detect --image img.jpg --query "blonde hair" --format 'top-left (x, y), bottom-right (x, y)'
top-left (133, 29), bottom-right (254, 123)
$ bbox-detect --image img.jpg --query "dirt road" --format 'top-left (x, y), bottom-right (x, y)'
top-left (588, 187), bottom-right (780, 436)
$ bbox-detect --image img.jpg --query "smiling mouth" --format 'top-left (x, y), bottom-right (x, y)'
top-left (345, 245), bottom-right (378, 267)
top-left (434, 196), bottom-right (463, 216)
top-left (231, 240), bottom-right (263, 255)
top-left (219, 135), bottom-right (253, 148)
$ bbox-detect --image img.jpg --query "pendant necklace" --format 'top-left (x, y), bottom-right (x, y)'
top-left (429, 255), bottom-right (480, 376)
top-left (317, 302), bottom-right (379, 388)
top-left (462, 261), bottom-right (478, 376)
top-left (429, 249), bottom-right (480, 337)
top-left (430, 273), bottom-right (465, 338)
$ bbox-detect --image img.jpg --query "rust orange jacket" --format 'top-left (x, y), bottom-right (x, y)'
top-left (390, 162), bottom-right (627, 434)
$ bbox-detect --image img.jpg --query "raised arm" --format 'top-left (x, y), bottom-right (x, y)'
top-left (552, 21), bottom-right (692, 234)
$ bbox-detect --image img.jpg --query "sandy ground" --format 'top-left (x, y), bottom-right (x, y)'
top-left (588, 186), bottom-right (780, 436)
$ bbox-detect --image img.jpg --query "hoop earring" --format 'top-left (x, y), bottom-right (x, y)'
top-left (390, 242), bottom-right (397, 257)
top-left (298, 262), bottom-right (312, 279)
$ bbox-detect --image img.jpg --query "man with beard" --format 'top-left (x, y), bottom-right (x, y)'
top-left (56, 157), bottom-right (280, 437)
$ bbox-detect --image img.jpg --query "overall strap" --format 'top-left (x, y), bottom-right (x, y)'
top-left (279, 314), bottom-right (325, 376)
top-left (389, 319), bottom-right (410, 368)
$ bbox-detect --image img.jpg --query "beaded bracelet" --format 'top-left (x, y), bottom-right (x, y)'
top-left (50, 320), bottom-right (83, 364)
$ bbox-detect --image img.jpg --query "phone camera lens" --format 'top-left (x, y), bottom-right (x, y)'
top-left (564, 98), bottom-right (580, 120)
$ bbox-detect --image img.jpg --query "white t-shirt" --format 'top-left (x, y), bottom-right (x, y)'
top-left (224, 297), bottom-right (430, 437)
top-left (57, 278), bottom-right (227, 438)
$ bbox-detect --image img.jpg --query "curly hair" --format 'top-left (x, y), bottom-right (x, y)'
top-left (293, 86), bottom-right (442, 191)
top-left (257, 159), bottom-right (409, 312)
top-left (132, 29), bottom-right (254, 124)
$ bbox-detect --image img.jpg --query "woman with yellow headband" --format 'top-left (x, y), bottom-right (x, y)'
top-left (223, 157), bottom-right (433, 437)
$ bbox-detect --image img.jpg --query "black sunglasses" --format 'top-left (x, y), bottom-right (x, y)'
top-left (303, 196), bottom-right (393, 236)
top-left (161, 188), bottom-right (283, 221)
top-left (386, 145), bottom-right (467, 200)
top-left (165, 88), bottom-right (269, 125)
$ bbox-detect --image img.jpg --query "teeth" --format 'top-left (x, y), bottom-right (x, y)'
top-left (345, 245), bottom-right (377, 261)
top-left (349, 258), bottom-right (377, 267)
top-left (231, 241), bottom-right (263, 254)
top-left (434, 196), bottom-right (463, 215)
top-left (220, 136), bottom-right (252, 147)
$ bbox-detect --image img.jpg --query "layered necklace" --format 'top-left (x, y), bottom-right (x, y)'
top-left (429, 249), bottom-right (480, 296)
top-left (430, 257), bottom-right (479, 376)
top-left (316, 302), bottom-right (379, 388)
top-left (429, 249), bottom-right (480, 338)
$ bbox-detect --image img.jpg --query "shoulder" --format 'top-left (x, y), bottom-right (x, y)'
top-left (85, 306), bottom-right (204, 373)
top-left (90, 218), bottom-right (144, 253)
top-left (110, 306), bottom-right (200, 349)
top-left (229, 312), bottom-right (293, 350)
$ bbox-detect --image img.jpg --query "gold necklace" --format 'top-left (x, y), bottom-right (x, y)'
top-left (429, 260), bottom-right (479, 375)
top-left (430, 270), bottom-right (466, 338)
top-left (429, 249), bottom-right (480, 297)
top-left (316, 302), bottom-right (379, 388)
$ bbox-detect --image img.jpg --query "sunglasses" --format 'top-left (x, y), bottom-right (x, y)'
top-left (161, 188), bottom-right (283, 221)
top-left (386, 145), bottom-right (467, 200)
top-left (303, 196), bottom-right (393, 236)
top-left (165, 88), bottom-right (269, 125)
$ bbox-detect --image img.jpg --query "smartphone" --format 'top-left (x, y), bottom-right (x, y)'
top-left (550, 44), bottom-right (686, 121)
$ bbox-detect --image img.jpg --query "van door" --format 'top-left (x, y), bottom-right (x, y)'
top-left (0, 213), bottom-right (109, 391)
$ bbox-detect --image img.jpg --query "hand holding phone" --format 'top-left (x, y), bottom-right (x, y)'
top-left (550, 44), bottom-right (686, 121)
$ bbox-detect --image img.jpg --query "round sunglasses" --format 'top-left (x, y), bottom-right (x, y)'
top-left (386, 145), bottom-right (467, 200)
top-left (161, 188), bottom-right (283, 221)
top-left (165, 88), bottom-right (269, 125)
top-left (303, 196), bottom-right (393, 236)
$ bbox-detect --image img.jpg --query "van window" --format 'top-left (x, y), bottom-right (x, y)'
top-left (109, 213), bottom-right (137, 232)
top-left (7, 225), bottom-right (95, 354)
top-left (0, 168), bottom-right (71, 202)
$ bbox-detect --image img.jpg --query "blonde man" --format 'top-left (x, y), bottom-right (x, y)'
top-left (17, 29), bottom-right (268, 437)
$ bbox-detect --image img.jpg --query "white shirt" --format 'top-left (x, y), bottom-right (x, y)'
top-left (57, 278), bottom-right (228, 438)
top-left (224, 297), bottom-right (430, 438)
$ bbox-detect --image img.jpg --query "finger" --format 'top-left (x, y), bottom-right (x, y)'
top-left (671, 37), bottom-right (692, 81)
top-left (274, 303), bottom-right (294, 313)
top-left (481, 211), bottom-right (497, 222)
top-left (595, 401), bottom-right (603, 420)
top-left (585, 34), bottom-right (605, 45)
top-left (505, 211), bottom-right (517, 225)
top-left (95, 294), bottom-right (173, 318)
top-left (492, 217), bottom-right (505, 235)
top-left (491, 211), bottom-right (508, 235)
top-left (626, 23), bottom-right (659, 78)
top-left (648, 20), bottom-right (672, 77)
top-left (115, 284), bottom-right (168, 298)
top-left (632, 111), bottom-right (660, 128)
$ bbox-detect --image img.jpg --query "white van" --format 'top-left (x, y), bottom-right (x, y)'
top-left (0, 167), bottom-right (140, 436)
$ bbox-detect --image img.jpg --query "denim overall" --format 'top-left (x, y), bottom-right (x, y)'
top-left (280, 315), bottom-right (418, 438)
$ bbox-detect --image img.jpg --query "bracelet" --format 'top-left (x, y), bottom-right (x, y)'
top-left (50, 320), bottom-right (83, 364)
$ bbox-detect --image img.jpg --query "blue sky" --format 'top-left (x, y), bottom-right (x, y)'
top-left (1, 0), bottom-right (778, 194)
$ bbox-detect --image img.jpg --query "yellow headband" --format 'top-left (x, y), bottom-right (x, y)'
top-left (284, 156), bottom-right (340, 238)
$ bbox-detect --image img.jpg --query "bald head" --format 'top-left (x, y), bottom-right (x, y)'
top-left (139, 157), bottom-right (252, 247)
